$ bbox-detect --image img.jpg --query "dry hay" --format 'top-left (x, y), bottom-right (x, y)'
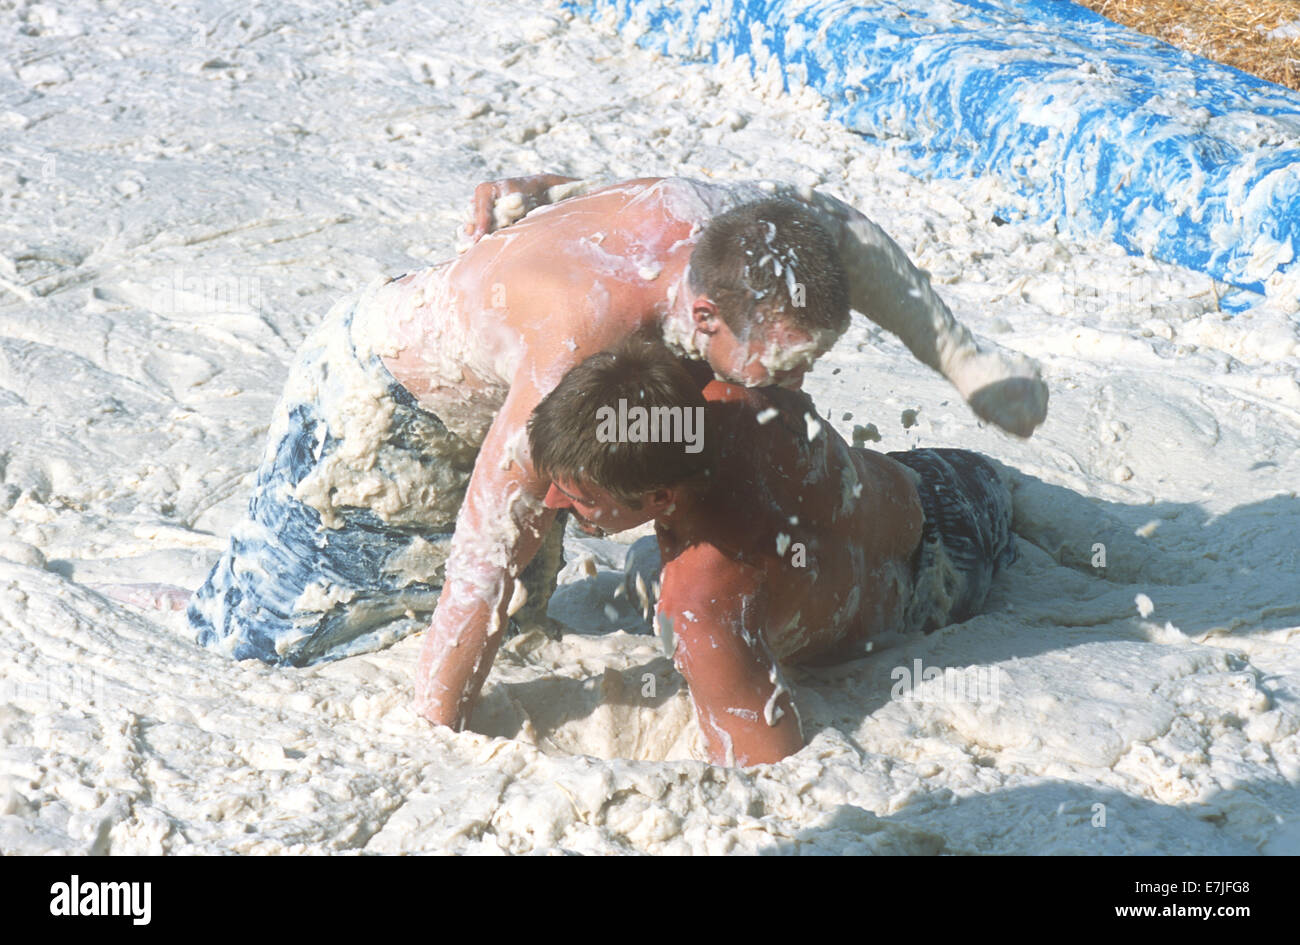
top-left (1075, 0), bottom-right (1300, 91)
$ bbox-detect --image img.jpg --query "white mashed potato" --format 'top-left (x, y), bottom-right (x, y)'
top-left (0, 0), bottom-right (1297, 854)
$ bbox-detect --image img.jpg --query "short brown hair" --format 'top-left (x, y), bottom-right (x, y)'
top-left (687, 197), bottom-right (849, 336)
top-left (528, 338), bottom-right (714, 507)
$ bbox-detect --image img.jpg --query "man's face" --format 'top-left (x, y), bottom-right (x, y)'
top-left (701, 305), bottom-right (834, 389)
top-left (542, 477), bottom-right (655, 537)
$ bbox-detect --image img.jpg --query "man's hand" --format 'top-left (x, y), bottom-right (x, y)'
top-left (946, 345), bottom-right (1049, 438)
top-left (462, 173), bottom-right (581, 245)
top-left (966, 375), bottom-right (1049, 438)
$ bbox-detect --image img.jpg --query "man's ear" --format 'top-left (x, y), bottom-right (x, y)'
top-left (691, 297), bottom-right (720, 335)
top-left (644, 487), bottom-right (679, 515)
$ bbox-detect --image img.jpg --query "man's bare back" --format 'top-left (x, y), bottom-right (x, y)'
top-left (656, 381), bottom-right (923, 664)
top-left (373, 179), bottom-right (695, 437)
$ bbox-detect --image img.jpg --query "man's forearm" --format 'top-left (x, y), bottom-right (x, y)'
top-left (477, 174), bottom-right (622, 235)
top-left (697, 684), bottom-right (804, 766)
top-left (415, 570), bottom-right (514, 729)
top-left (801, 188), bottom-right (978, 377)
top-left (469, 173), bottom-right (600, 239)
top-left (414, 475), bottom-right (555, 728)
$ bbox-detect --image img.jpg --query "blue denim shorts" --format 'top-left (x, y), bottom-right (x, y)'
top-left (188, 280), bottom-right (478, 666)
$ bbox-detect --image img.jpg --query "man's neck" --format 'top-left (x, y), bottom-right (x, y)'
top-left (652, 483), bottom-right (706, 551)
top-left (657, 262), bottom-right (706, 361)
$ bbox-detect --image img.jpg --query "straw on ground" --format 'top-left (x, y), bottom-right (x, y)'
top-left (1076, 0), bottom-right (1300, 91)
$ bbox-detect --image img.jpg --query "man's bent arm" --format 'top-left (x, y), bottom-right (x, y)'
top-left (792, 187), bottom-right (1049, 437)
top-left (415, 383), bottom-right (555, 729)
top-left (659, 545), bottom-right (803, 766)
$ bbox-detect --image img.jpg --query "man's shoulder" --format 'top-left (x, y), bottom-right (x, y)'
top-left (703, 382), bottom-right (816, 431)
top-left (660, 537), bottom-right (761, 607)
top-left (660, 176), bottom-right (806, 216)
top-left (587, 176), bottom-right (834, 229)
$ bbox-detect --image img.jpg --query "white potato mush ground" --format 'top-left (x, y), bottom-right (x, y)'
top-left (1, 0), bottom-right (1298, 854)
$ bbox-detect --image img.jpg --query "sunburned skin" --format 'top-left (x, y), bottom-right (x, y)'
top-left (544, 379), bottom-right (926, 767)
top-left (381, 174), bottom-right (1045, 734)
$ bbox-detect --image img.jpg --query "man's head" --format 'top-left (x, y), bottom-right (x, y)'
top-left (682, 197), bottom-right (849, 387)
top-left (528, 338), bottom-right (713, 536)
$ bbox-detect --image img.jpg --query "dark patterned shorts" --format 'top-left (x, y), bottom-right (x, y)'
top-left (888, 448), bottom-right (1017, 634)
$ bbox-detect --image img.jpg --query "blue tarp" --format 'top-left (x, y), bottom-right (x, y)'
top-left (567, 0), bottom-right (1300, 301)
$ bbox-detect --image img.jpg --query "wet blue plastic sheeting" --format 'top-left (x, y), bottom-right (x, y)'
top-left (566, 0), bottom-right (1300, 301)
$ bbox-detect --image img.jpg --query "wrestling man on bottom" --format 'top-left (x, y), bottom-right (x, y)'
top-left (522, 340), bottom-right (1018, 766)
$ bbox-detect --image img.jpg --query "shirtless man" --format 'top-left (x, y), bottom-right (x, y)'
top-left (186, 175), bottom-right (1046, 728)
top-left (527, 340), bottom-right (1017, 766)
